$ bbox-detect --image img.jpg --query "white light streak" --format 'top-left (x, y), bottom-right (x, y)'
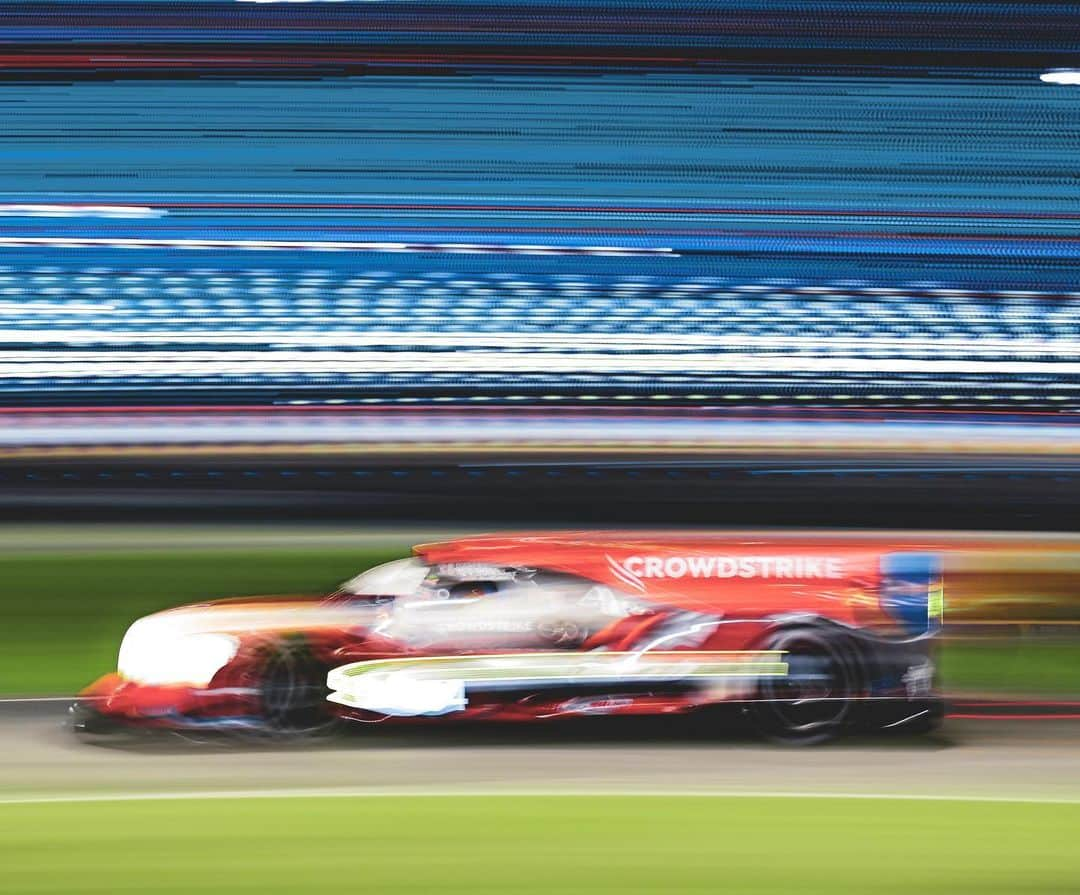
top-left (0, 205), bottom-right (166, 219)
top-left (2, 350), bottom-right (1079, 378)
top-left (0, 237), bottom-right (674, 257)
top-left (1040, 70), bottom-right (1080, 84)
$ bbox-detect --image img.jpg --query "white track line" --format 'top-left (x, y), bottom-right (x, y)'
top-left (0, 696), bottom-right (84, 703)
top-left (3, 789), bottom-right (1080, 807)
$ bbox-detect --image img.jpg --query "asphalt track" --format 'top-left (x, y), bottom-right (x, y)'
top-left (3, 701), bottom-right (1079, 805)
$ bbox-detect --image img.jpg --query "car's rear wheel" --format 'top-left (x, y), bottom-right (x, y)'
top-left (750, 626), bottom-right (860, 745)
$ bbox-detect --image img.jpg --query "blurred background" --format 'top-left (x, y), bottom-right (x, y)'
top-left (2, 1), bottom-right (1080, 892)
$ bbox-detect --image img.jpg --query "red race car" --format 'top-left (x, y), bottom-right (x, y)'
top-left (74, 532), bottom-right (944, 744)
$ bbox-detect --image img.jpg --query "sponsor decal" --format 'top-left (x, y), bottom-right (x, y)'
top-left (434, 563), bottom-right (517, 582)
top-left (902, 662), bottom-right (935, 697)
top-left (557, 695), bottom-right (634, 716)
top-left (928, 581), bottom-right (945, 623)
top-left (607, 553), bottom-right (846, 591)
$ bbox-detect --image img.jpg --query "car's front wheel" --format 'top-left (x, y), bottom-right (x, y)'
top-left (257, 638), bottom-right (339, 738)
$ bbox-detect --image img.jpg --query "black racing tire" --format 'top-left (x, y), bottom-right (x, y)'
top-left (69, 700), bottom-right (124, 736)
top-left (256, 638), bottom-right (340, 739)
top-left (750, 625), bottom-right (862, 746)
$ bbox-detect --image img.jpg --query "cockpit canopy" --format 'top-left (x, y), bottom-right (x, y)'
top-left (340, 558), bottom-right (430, 597)
top-left (339, 557), bottom-right (535, 601)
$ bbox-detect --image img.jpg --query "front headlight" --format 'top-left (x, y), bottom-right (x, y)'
top-left (117, 620), bottom-right (239, 687)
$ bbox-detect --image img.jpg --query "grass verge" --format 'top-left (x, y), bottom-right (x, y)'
top-left (0, 547), bottom-right (404, 695)
top-left (939, 640), bottom-right (1080, 695)
top-left (1, 794), bottom-right (1078, 894)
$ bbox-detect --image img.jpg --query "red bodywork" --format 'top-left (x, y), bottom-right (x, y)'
top-left (418, 532), bottom-right (891, 623)
top-left (79, 532), bottom-right (940, 732)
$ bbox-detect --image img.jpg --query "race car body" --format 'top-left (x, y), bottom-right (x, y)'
top-left (75, 532), bottom-right (944, 743)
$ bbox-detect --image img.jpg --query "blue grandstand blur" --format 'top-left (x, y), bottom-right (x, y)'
top-left (3, 263), bottom-right (1080, 409)
top-left (0, 1), bottom-right (1078, 428)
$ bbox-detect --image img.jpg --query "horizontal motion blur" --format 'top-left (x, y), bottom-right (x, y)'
top-left (74, 531), bottom-right (944, 745)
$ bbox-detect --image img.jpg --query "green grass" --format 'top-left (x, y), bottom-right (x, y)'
top-left (940, 641), bottom-right (1080, 695)
top-left (0, 794), bottom-right (1077, 894)
top-left (0, 547), bottom-right (405, 695)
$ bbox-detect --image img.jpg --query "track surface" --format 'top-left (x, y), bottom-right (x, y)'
top-left (3, 702), bottom-right (1079, 803)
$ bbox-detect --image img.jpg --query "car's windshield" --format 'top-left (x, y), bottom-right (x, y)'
top-left (339, 557), bottom-right (431, 596)
top-left (338, 557), bottom-right (645, 617)
top-left (339, 556), bottom-right (542, 599)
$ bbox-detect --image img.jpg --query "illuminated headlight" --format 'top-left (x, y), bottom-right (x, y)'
top-left (117, 620), bottom-right (239, 687)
